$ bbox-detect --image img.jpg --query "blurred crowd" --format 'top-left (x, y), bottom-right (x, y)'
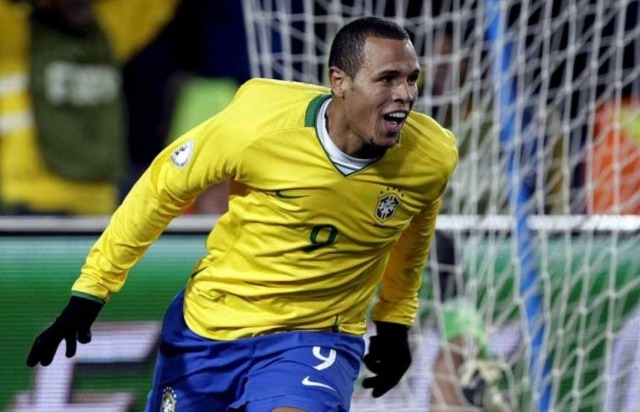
top-left (0, 0), bottom-right (250, 216)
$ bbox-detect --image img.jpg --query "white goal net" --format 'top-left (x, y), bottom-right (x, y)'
top-left (242, 1), bottom-right (640, 411)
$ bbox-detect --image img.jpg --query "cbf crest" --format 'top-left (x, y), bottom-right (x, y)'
top-left (375, 189), bottom-right (402, 222)
top-left (161, 387), bottom-right (177, 412)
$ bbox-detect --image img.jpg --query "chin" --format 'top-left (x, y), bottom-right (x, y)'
top-left (364, 133), bottom-right (399, 154)
top-left (379, 134), bottom-right (400, 147)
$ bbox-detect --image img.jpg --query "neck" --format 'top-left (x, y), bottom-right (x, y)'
top-left (325, 99), bottom-right (384, 159)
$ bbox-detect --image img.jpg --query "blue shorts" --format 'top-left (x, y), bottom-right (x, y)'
top-left (144, 290), bottom-right (365, 412)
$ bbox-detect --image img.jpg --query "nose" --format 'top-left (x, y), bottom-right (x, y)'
top-left (393, 81), bottom-right (415, 103)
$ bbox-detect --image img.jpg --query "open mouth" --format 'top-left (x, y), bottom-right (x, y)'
top-left (382, 111), bottom-right (408, 134)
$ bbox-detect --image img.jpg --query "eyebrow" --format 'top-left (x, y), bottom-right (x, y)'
top-left (376, 68), bottom-right (421, 77)
top-left (377, 70), bottom-right (400, 77)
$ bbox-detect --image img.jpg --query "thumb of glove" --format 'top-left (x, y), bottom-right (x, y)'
top-left (363, 351), bottom-right (382, 374)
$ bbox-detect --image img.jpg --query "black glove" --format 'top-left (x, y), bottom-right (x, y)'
top-left (362, 321), bottom-right (412, 398)
top-left (26, 296), bottom-right (103, 367)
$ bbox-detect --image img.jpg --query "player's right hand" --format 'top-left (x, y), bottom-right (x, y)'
top-left (26, 296), bottom-right (103, 367)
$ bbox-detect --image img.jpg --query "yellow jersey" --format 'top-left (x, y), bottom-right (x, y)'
top-left (72, 78), bottom-right (458, 340)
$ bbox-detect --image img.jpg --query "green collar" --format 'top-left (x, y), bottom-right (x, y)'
top-left (304, 94), bottom-right (331, 127)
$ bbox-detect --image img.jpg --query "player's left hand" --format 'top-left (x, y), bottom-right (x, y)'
top-left (362, 321), bottom-right (412, 398)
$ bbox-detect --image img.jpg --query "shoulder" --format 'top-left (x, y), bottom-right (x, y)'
top-left (406, 111), bottom-right (456, 144)
top-left (190, 78), bottom-right (329, 151)
top-left (222, 78), bottom-right (330, 130)
top-left (235, 78), bottom-right (330, 104)
top-left (403, 111), bottom-right (458, 175)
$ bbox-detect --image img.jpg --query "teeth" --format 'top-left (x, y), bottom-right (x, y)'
top-left (386, 112), bottom-right (406, 119)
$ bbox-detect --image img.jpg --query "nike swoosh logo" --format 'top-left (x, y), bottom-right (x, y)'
top-left (301, 376), bottom-right (336, 391)
top-left (275, 190), bottom-right (309, 199)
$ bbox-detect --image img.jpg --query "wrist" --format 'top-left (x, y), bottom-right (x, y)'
top-left (60, 295), bottom-right (103, 325)
top-left (71, 291), bottom-right (106, 305)
top-left (374, 321), bottom-right (409, 337)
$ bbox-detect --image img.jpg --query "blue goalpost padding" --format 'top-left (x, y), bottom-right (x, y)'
top-left (484, 1), bottom-right (552, 410)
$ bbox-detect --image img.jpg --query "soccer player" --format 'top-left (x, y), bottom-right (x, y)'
top-left (26, 16), bottom-right (457, 411)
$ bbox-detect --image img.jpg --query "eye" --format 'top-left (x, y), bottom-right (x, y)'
top-left (380, 75), bottom-right (394, 84)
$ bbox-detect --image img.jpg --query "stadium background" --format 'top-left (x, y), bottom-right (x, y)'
top-left (2, 0), bottom-right (640, 411)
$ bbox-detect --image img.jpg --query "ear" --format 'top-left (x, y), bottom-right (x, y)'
top-left (328, 66), bottom-right (348, 98)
